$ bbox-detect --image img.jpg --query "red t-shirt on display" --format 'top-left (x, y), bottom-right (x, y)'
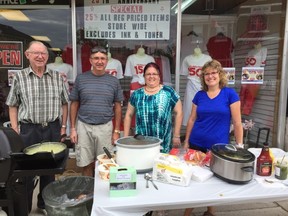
top-left (206, 34), bottom-right (234, 67)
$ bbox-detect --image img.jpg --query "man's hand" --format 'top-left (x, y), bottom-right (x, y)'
top-left (70, 128), bottom-right (78, 144)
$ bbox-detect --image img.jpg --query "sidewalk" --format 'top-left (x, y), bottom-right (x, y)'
top-left (29, 198), bottom-right (288, 216)
top-left (27, 177), bottom-right (288, 216)
top-left (28, 173), bottom-right (288, 216)
top-left (154, 200), bottom-right (288, 216)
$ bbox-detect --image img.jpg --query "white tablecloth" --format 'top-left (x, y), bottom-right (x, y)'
top-left (91, 148), bottom-right (288, 216)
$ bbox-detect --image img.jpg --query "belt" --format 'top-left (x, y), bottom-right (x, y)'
top-left (90, 122), bottom-right (106, 126)
top-left (20, 118), bottom-right (59, 128)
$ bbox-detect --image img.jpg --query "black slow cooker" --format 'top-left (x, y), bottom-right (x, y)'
top-left (210, 143), bottom-right (255, 184)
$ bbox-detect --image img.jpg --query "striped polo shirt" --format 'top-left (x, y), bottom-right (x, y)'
top-left (69, 71), bottom-right (124, 125)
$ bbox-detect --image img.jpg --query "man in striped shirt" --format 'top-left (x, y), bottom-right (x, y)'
top-left (69, 46), bottom-right (124, 177)
top-left (6, 40), bottom-right (69, 215)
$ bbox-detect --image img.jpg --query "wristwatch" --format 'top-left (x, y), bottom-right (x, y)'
top-left (61, 125), bottom-right (66, 128)
top-left (114, 129), bottom-right (121, 134)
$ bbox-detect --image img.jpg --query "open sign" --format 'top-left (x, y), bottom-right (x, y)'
top-left (0, 41), bottom-right (23, 68)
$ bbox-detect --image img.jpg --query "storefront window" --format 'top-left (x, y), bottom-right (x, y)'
top-left (75, 0), bottom-right (178, 108)
top-left (0, 0), bottom-right (287, 148)
top-left (180, 0), bottom-right (285, 147)
top-left (0, 4), bottom-right (72, 123)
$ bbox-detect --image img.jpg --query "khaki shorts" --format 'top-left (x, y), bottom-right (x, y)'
top-left (75, 120), bottom-right (113, 167)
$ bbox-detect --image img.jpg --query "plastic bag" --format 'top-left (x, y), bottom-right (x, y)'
top-left (183, 149), bottom-right (211, 166)
top-left (43, 176), bottom-right (94, 216)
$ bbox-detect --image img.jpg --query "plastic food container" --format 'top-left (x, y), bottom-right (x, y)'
top-left (97, 153), bottom-right (116, 164)
top-left (98, 163), bottom-right (119, 180)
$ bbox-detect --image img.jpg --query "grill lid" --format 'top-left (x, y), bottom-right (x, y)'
top-left (0, 127), bottom-right (24, 184)
top-left (0, 127), bottom-right (23, 159)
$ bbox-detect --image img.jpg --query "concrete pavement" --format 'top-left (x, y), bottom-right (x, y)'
top-left (152, 200), bottom-right (288, 216)
top-left (27, 165), bottom-right (288, 216)
top-left (29, 195), bottom-right (288, 216)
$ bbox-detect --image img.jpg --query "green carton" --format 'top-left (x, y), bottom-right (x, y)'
top-left (109, 166), bottom-right (137, 197)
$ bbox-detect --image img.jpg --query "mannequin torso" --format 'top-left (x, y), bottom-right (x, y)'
top-left (136, 47), bottom-right (145, 57)
top-left (54, 56), bottom-right (64, 64)
top-left (193, 47), bottom-right (202, 57)
top-left (47, 57), bottom-right (74, 86)
top-left (245, 42), bottom-right (267, 67)
top-left (105, 52), bottom-right (124, 79)
top-left (254, 42), bottom-right (262, 50)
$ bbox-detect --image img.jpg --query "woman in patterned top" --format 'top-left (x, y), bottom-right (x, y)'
top-left (124, 62), bottom-right (183, 153)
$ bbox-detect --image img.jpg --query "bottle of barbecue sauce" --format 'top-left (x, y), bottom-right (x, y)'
top-left (256, 142), bottom-right (273, 176)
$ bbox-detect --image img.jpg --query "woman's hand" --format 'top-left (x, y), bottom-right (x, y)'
top-left (183, 140), bottom-right (189, 150)
top-left (172, 137), bottom-right (181, 147)
top-left (236, 143), bottom-right (244, 149)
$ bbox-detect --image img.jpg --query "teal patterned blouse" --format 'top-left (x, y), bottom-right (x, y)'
top-left (130, 85), bottom-right (180, 153)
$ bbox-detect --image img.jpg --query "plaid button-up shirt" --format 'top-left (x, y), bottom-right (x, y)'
top-left (6, 66), bottom-right (69, 124)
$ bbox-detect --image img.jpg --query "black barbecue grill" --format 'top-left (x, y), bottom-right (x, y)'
top-left (0, 127), bottom-right (68, 216)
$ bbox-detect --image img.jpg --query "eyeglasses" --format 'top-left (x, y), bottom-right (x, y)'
top-left (90, 47), bottom-right (108, 54)
top-left (204, 71), bottom-right (218, 77)
top-left (90, 57), bottom-right (107, 61)
top-left (29, 51), bottom-right (48, 56)
top-left (145, 73), bottom-right (159, 77)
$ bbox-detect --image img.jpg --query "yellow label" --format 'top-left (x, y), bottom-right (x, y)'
top-left (156, 163), bottom-right (183, 175)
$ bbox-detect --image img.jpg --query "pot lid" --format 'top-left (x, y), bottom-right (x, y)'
top-left (211, 143), bottom-right (254, 161)
top-left (116, 135), bottom-right (162, 146)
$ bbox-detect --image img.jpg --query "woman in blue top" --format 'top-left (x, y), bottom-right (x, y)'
top-left (124, 62), bottom-right (183, 153)
top-left (183, 60), bottom-right (243, 216)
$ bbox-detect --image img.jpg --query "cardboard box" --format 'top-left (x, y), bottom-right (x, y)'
top-left (109, 167), bottom-right (137, 197)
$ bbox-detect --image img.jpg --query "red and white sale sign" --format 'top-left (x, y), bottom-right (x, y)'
top-left (84, 0), bottom-right (170, 40)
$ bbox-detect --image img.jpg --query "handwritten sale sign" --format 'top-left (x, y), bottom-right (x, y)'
top-left (84, 0), bottom-right (170, 40)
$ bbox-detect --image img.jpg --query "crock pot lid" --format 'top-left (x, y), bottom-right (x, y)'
top-left (116, 136), bottom-right (161, 145)
top-left (212, 143), bottom-right (253, 161)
